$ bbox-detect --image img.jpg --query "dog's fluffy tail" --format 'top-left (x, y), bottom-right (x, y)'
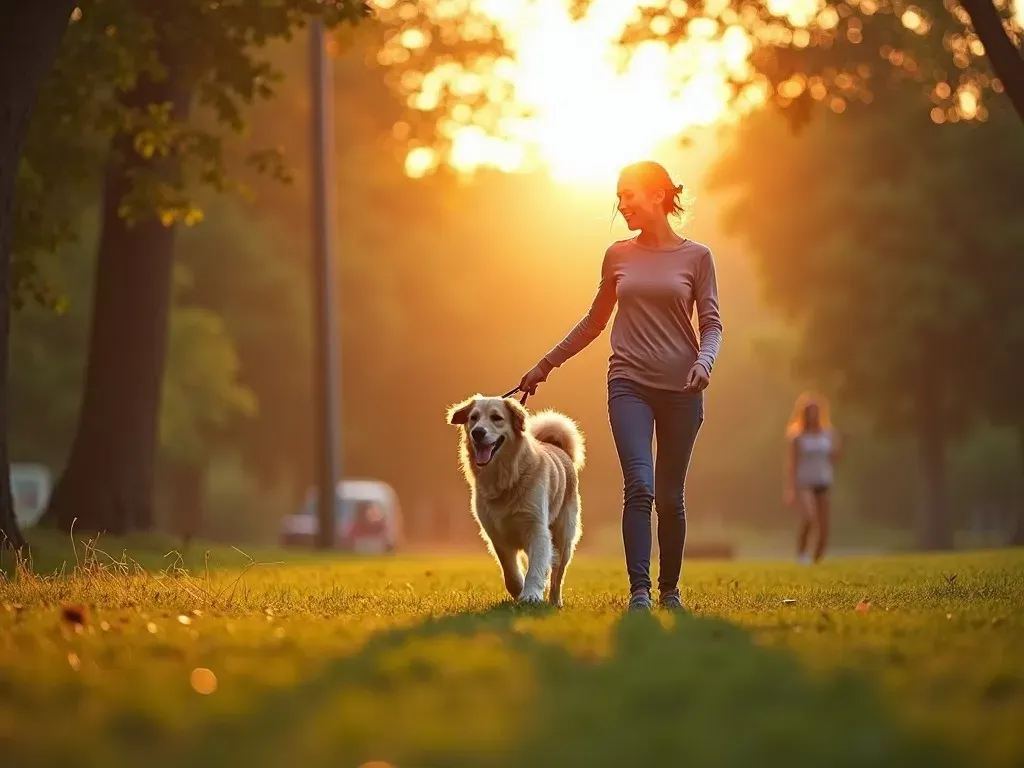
top-left (529, 410), bottom-right (585, 470)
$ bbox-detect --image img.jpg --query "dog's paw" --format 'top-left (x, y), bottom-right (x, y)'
top-left (504, 579), bottom-right (524, 600)
top-left (517, 589), bottom-right (544, 604)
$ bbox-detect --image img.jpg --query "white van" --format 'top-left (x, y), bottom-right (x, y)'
top-left (10, 463), bottom-right (52, 528)
top-left (278, 478), bottom-right (402, 553)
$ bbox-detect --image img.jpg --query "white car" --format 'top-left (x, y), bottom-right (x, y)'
top-left (279, 478), bottom-right (402, 553)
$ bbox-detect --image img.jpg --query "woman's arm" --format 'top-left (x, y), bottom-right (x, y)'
top-left (693, 247), bottom-right (723, 377)
top-left (539, 246), bottom-right (618, 372)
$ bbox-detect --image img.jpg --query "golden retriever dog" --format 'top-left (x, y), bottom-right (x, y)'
top-left (447, 394), bottom-right (585, 607)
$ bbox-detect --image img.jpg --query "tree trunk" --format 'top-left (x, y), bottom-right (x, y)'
top-left (167, 460), bottom-right (205, 547)
top-left (0, 1), bottom-right (78, 550)
top-left (43, 63), bottom-right (192, 535)
top-left (915, 378), bottom-right (954, 550)
top-left (960, 0), bottom-right (1024, 127)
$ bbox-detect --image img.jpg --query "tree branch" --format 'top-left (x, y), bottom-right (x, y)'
top-left (960, 0), bottom-right (1024, 125)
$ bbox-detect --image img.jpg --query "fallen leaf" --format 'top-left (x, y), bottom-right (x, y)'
top-left (855, 599), bottom-right (871, 614)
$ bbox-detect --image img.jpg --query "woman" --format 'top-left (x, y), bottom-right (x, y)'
top-left (784, 392), bottom-right (842, 563)
top-left (518, 160), bottom-right (723, 612)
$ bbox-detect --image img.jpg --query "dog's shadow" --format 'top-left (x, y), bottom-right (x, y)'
top-left (164, 602), bottom-right (958, 768)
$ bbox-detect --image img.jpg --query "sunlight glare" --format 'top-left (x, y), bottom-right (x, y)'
top-left (373, 0), bottom-right (820, 184)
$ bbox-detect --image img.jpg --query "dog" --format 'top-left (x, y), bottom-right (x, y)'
top-left (446, 393), bottom-right (585, 607)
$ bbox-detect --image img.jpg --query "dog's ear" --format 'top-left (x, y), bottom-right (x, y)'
top-left (447, 397), bottom-right (476, 426)
top-left (504, 398), bottom-right (527, 434)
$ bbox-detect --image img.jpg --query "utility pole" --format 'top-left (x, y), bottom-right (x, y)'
top-left (310, 17), bottom-right (342, 550)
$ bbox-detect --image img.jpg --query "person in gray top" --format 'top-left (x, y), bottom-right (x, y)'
top-left (518, 160), bottom-right (723, 612)
top-left (784, 392), bottom-right (843, 563)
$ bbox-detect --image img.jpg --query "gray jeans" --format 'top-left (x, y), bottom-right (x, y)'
top-left (607, 377), bottom-right (704, 594)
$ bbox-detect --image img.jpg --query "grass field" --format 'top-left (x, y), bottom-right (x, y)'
top-left (1, 532), bottom-right (1022, 767)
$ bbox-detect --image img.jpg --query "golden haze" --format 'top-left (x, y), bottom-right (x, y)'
top-left (372, 0), bottom-right (822, 184)
top-left (372, 0), bottom-right (1024, 184)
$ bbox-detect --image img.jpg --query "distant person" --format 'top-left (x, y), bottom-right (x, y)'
top-left (784, 392), bottom-right (842, 563)
top-left (517, 160), bottom-right (723, 612)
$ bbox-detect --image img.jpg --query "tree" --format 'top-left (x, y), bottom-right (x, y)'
top-left (159, 263), bottom-right (257, 542)
top-left (960, 0), bottom-right (1024, 123)
top-left (8, 209), bottom-right (256, 540)
top-left (175, 31), bottom-right (434, 506)
top-left (955, 101), bottom-right (1024, 544)
top-left (707, 89), bottom-right (1024, 549)
top-left (0, 1), bottom-right (81, 549)
top-left (617, 0), bottom-right (1024, 130)
top-left (41, 0), bottom-right (368, 535)
top-left (41, 2), bottom-right (516, 537)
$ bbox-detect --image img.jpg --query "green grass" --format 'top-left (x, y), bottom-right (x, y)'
top-left (1, 532), bottom-right (1022, 768)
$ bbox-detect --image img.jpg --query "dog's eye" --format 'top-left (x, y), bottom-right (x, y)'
top-left (490, 414), bottom-right (504, 422)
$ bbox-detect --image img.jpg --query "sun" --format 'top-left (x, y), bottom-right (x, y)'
top-left (374, 0), bottom-right (785, 185)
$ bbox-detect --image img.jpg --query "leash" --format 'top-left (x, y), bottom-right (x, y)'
top-left (502, 386), bottom-right (530, 406)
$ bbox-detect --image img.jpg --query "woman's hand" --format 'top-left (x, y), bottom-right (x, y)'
top-left (683, 362), bottom-right (710, 392)
top-left (518, 363), bottom-right (549, 396)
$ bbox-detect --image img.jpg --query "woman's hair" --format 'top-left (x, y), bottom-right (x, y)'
top-left (785, 391), bottom-right (831, 438)
top-left (618, 160), bottom-right (693, 220)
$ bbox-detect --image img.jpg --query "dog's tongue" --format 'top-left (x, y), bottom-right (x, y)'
top-left (472, 442), bottom-right (495, 465)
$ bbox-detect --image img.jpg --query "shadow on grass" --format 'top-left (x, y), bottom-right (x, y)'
top-left (161, 603), bottom-right (957, 768)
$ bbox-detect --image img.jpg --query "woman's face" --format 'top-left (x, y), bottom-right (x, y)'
top-left (616, 173), bottom-right (664, 232)
top-left (804, 403), bottom-right (820, 428)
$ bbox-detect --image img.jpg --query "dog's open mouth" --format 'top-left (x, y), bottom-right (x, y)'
top-left (471, 436), bottom-right (505, 466)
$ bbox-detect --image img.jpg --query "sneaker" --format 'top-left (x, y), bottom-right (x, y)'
top-left (628, 589), bottom-right (653, 611)
top-left (659, 590), bottom-right (684, 611)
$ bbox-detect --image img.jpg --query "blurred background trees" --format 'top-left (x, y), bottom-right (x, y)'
top-left (4, 0), bottom-right (1023, 554)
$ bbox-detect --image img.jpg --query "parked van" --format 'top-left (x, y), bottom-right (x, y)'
top-left (278, 478), bottom-right (401, 553)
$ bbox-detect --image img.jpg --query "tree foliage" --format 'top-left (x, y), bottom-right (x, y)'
top-left (14, 0), bottom-right (371, 303)
top-left (8, 214), bottom-right (256, 471)
top-left (707, 84), bottom-right (1024, 546)
top-left (32, 0), bottom-right (369, 535)
top-left (617, 0), bottom-right (1024, 130)
top-left (159, 265), bottom-right (258, 467)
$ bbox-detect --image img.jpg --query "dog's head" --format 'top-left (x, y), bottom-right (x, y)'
top-left (447, 394), bottom-right (527, 469)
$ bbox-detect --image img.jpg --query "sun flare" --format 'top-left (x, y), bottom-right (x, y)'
top-left (371, 0), bottom-right (789, 184)
top-left (373, 0), bottom-right (1016, 182)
